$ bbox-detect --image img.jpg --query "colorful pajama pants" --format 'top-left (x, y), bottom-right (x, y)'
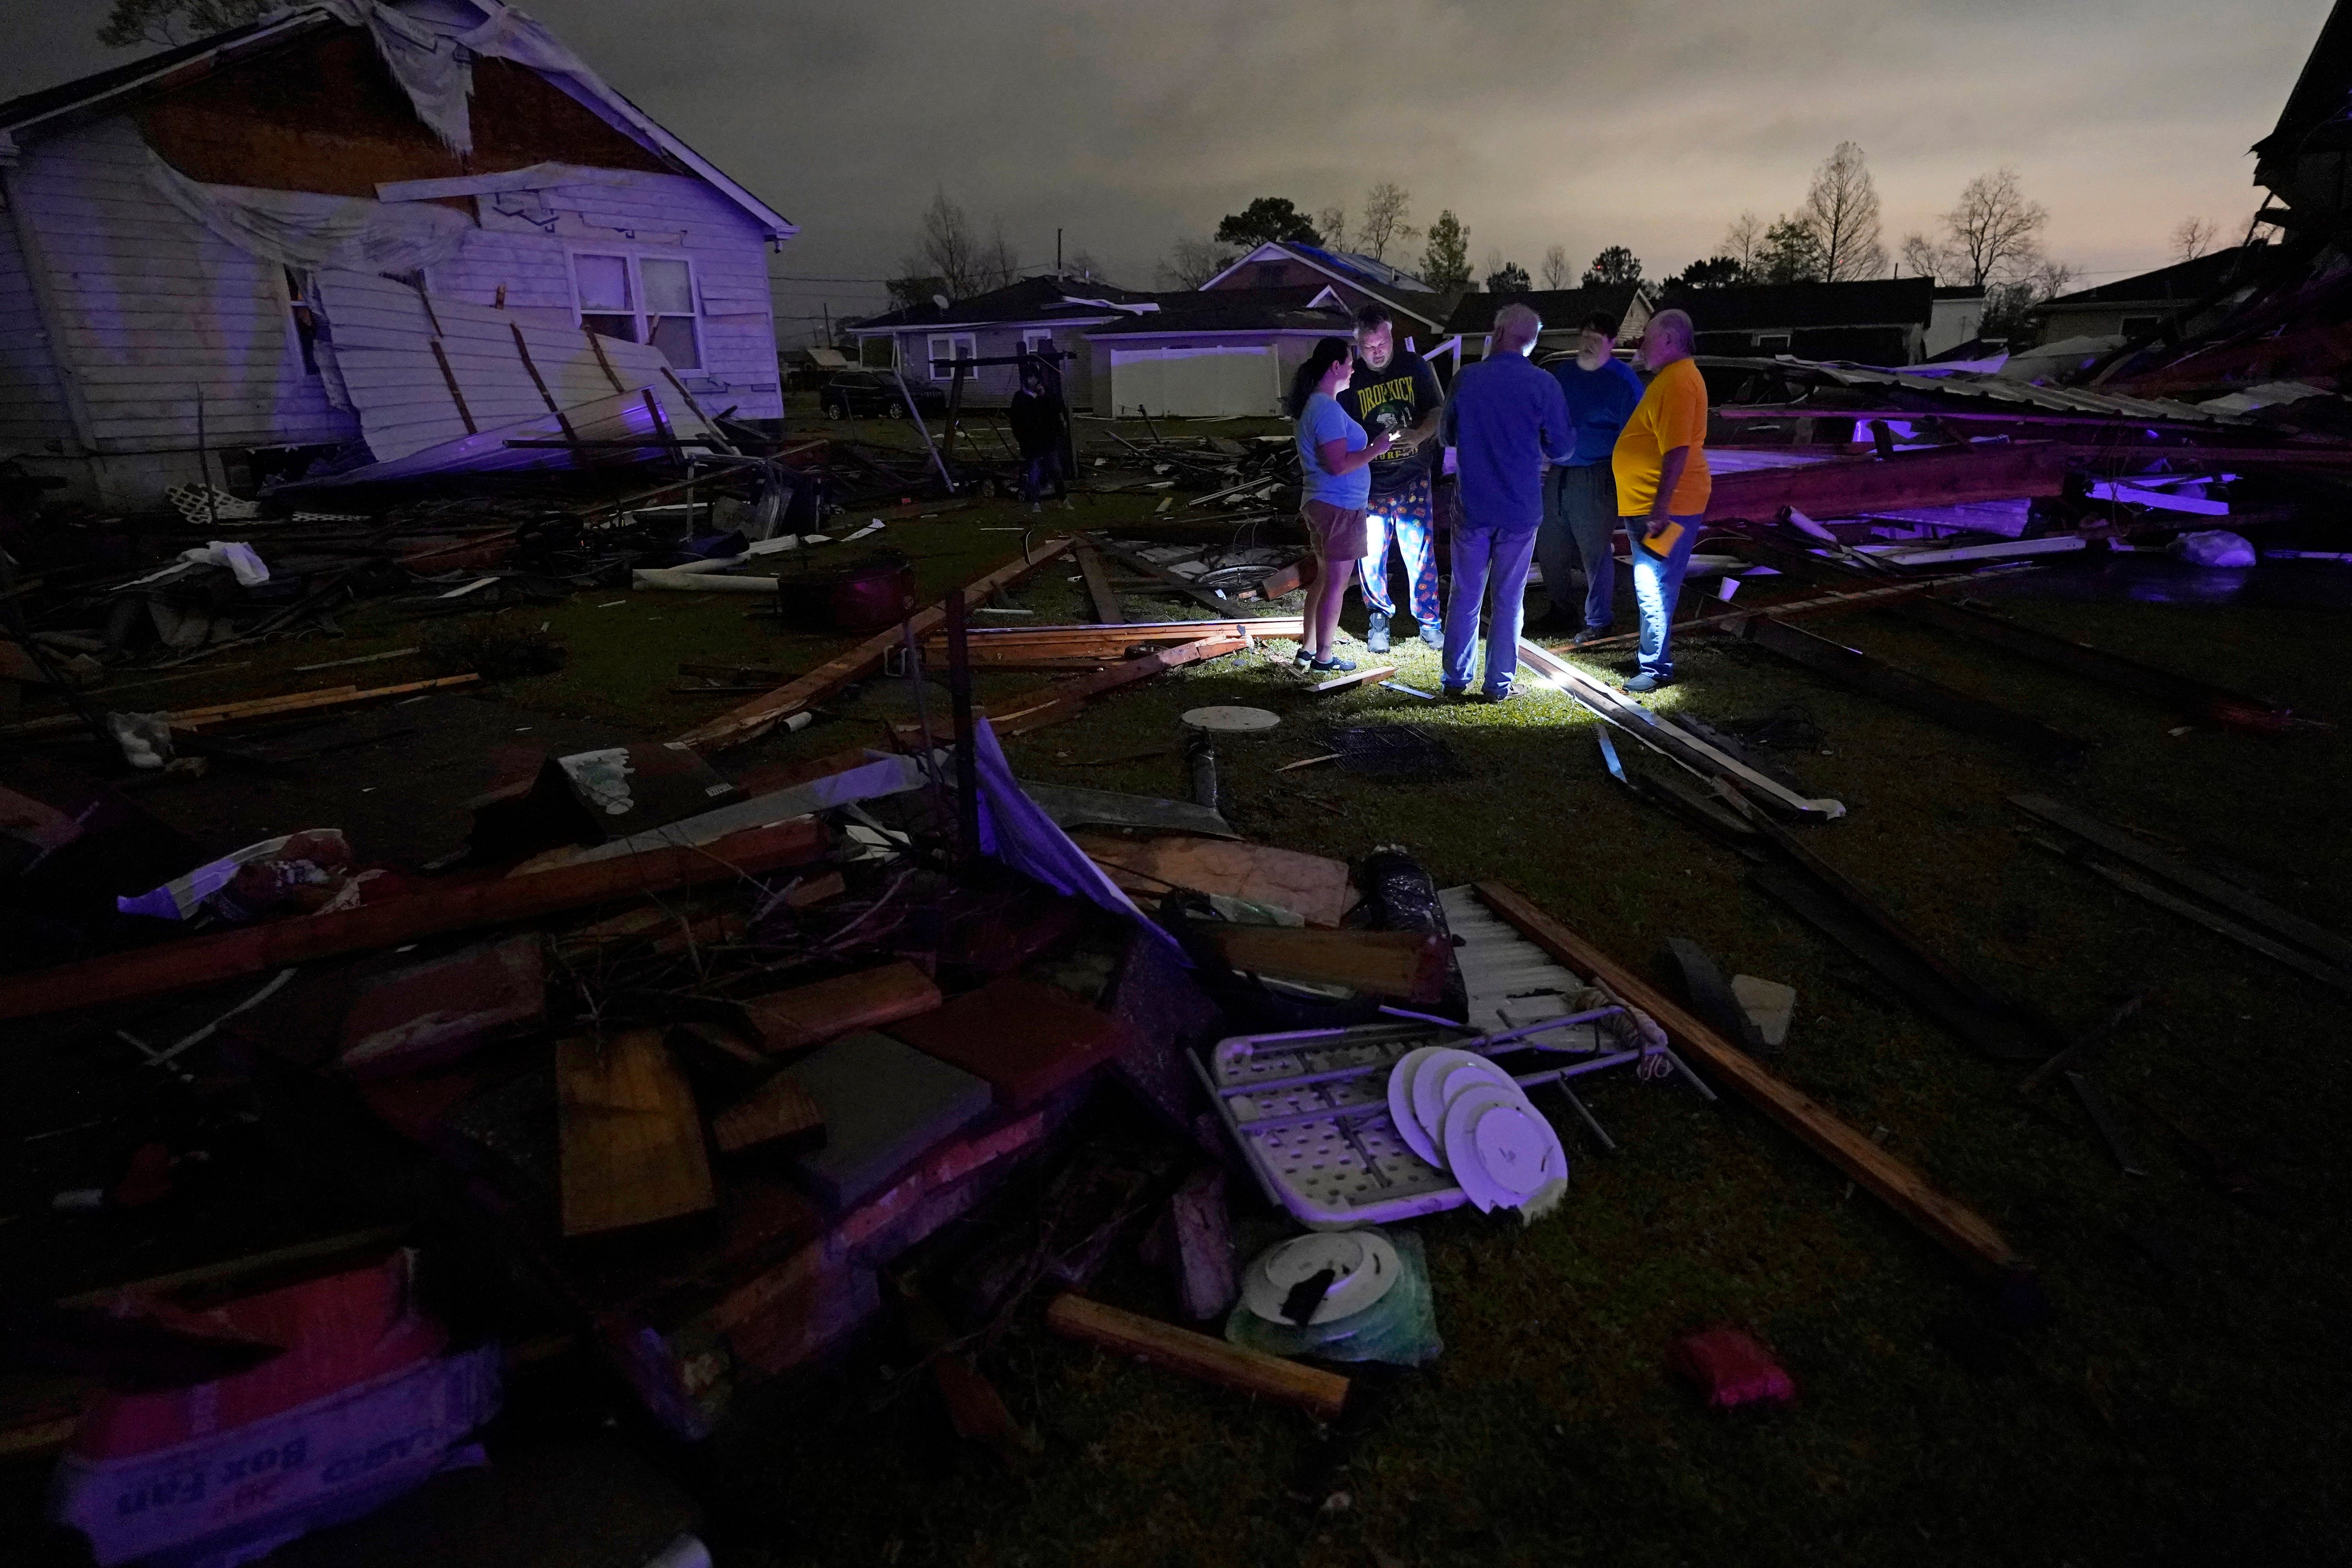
top-left (1357, 475), bottom-right (1442, 626)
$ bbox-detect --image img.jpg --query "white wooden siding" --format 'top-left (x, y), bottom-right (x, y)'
top-left (8, 117), bottom-right (358, 453)
top-left (428, 170), bottom-right (780, 418)
top-left (314, 268), bottom-right (708, 464)
top-left (0, 195), bottom-right (78, 450)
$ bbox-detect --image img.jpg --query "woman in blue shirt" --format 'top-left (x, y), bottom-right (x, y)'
top-left (1289, 337), bottom-right (1392, 672)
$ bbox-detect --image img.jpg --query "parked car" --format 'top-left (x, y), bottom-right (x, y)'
top-left (819, 371), bottom-right (948, 420)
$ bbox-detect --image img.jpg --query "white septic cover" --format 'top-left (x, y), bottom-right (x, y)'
top-left (1182, 706), bottom-right (1281, 734)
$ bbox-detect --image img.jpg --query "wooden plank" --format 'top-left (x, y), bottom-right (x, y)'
top-left (1309, 663), bottom-right (1396, 695)
top-left (2081, 861), bottom-right (2352, 995)
top-left (170, 675), bottom-right (481, 731)
top-left (926, 617), bottom-right (1305, 653)
top-left (1168, 1168), bottom-right (1238, 1321)
top-left (988, 635), bottom-right (1250, 737)
top-left (1073, 535), bottom-right (1125, 624)
top-left (1201, 926), bottom-right (1451, 1002)
top-left (740, 961), bottom-right (944, 1054)
top-left (1073, 832), bottom-right (1352, 926)
top-left (711, 1072), bottom-right (826, 1154)
top-left (427, 338), bottom-right (479, 434)
top-left (558, 1030), bottom-right (715, 1236)
top-left (2012, 795), bottom-right (2352, 969)
top-left (0, 816), bottom-right (828, 1022)
top-left (1470, 881), bottom-right (2024, 1278)
top-left (1044, 1294), bottom-right (1348, 1419)
top-left (674, 539), bottom-right (1074, 751)
top-left (1092, 542), bottom-right (1258, 617)
top-left (1736, 616), bottom-right (2087, 762)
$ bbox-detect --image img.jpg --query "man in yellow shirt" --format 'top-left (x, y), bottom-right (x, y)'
top-left (1610, 308), bottom-right (1711, 692)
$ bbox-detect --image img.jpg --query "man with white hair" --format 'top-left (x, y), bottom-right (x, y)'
top-left (1612, 307), bottom-right (1711, 692)
top-left (1436, 302), bottom-right (1577, 699)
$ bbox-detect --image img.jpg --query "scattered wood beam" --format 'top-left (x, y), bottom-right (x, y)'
top-left (0, 816), bottom-right (829, 1023)
top-left (1471, 881), bottom-right (2026, 1279)
top-left (1730, 614), bottom-right (2087, 762)
top-left (1072, 535), bottom-right (1125, 625)
top-left (673, 539), bottom-right (1073, 752)
top-left (558, 1031), bottom-right (715, 1236)
top-left (1702, 439), bottom-right (2074, 523)
top-left (1043, 1294), bottom-right (1349, 1419)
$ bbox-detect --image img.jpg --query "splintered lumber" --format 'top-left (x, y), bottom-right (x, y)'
top-left (1168, 1168), bottom-right (1238, 1320)
top-left (1073, 832), bottom-right (1353, 926)
top-left (0, 815), bottom-right (828, 1023)
top-left (712, 1073), bottom-right (826, 1154)
top-left (2083, 862), bottom-right (2352, 994)
top-left (1093, 541), bottom-right (1250, 617)
top-left (1702, 439), bottom-right (2073, 522)
top-left (673, 537), bottom-right (1073, 751)
top-left (889, 635), bottom-right (1251, 747)
top-left (1557, 573), bottom-right (1973, 654)
top-left (1044, 1294), bottom-right (1348, 1419)
top-left (924, 618), bottom-right (1302, 665)
top-left (557, 1030), bottom-right (715, 1236)
top-left (2011, 794), bottom-right (2352, 970)
top-left (1202, 926), bottom-right (1451, 1002)
top-left (1072, 535), bottom-right (1125, 624)
top-left (1472, 881), bottom-right (2024, 1279)
top-left (739, 961), bottom-right (944, 1053)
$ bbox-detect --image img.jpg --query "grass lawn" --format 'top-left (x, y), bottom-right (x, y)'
top-left (70, 450), bottom-right (2350, 1564)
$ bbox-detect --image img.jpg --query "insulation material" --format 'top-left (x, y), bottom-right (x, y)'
top-left (309, 269), bottom-right (713, 467)
top-left (144, 147), bottom-right (473, 275)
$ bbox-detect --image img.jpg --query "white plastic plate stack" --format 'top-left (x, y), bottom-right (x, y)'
top-left (1242, 1231), bottom-right (1403, 1326)
top-left (1387, 1048), bottom-right (1568, 1216)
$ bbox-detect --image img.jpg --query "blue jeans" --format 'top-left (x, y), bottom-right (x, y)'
top-left (1443, 523), bottom-right (1539, 694)
top-left (1540, 464), bottom-right (1619, 630)
top-left (1630, 515), bottom-right (1703, 679)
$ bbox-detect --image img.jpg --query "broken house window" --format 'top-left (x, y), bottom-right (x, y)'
top-left (283, 266), bottom-right (320, 376)
top-left (1021, 328), bottom-right (1055, 359)
top-left (1753, 333), bottom-right (1792, 353)
top-left (572, 252), bottom-right (703, 370)
top-left (927, 332), bottom-right (977, 381)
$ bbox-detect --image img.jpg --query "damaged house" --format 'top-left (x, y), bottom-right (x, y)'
top-left (0, 0), bottom-right (794, 506)
top-left (1669, 277), bottom-right (1984, 365)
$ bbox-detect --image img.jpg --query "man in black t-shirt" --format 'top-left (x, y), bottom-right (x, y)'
top-left (1342, 303), bottom-right (1446, 652)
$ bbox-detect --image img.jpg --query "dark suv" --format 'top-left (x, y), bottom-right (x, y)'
top-left (819, 371), bottom-right (949, 420)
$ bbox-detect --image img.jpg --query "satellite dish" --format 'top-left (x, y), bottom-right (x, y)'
top-left (932, 293), bottom-right (951, 310)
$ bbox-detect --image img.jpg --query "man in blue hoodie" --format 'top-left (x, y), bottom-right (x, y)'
top-left (1532, 311), bottom-right (1645, 642)
top-left (1437, 303), bottom-right (1577, 699)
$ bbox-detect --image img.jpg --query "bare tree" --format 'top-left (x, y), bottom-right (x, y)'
top-left (1355, 182), bottom-right (1418, 263)
top-left (1158, 238), bottom-right (1236, 290)
top-left (2170, 216), bottom-right (2220, 264)
top-left (1942, 168), bottom-right (2049, 289)
top-left (1541, 245), bottom-right (1571, 290)
top-left (1898, 232), bottom-right (1951, 283)
top-left (1317, 206), bottom-right (1350, 253)
top-left (1720, 212), bottom-right (1765, 274)
top-left (1800, 141), bottom-right (1887, 282)
top-left (904, 193), bottom-right (1019, 300)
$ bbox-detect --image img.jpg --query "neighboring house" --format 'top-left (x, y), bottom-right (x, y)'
top-left (1197, 241), bottom-right (1452, 338)
top-left (1927, 288), bottom-right (1988, 357)
top-left (1442, 284), bottom-right (1655, 364)
top-left (1083, 288), bottom-right (1353, 418)
top-left (1669, 278), bottom-right (1957, 365)
top-left (0, 0), bottom-right (793, 505)
top-left (2031, 245), bottom-right (2271, 343)
top-left (843, 275), bottom-right (1163, 410)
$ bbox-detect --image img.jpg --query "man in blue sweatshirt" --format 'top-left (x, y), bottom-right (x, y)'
top-left (1533, 311), bottom-right (1646, 642)
top-left (1437, 302), bottom-right (1577, 699)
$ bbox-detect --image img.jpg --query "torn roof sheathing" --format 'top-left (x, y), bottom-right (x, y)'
top-left (312, 269), bottom-right (708, 466)
top-left (1703, 355), bottom-right (2256, 427)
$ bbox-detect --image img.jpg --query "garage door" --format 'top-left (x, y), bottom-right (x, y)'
top-left (1107, 346), bottom-right (1279, 417)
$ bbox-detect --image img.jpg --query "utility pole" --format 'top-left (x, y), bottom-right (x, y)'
top-left (822, 301), bottom-right (831, 347)
top-left (1056, 227), bottom-right (1063, 277)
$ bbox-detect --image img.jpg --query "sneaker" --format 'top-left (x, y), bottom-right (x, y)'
top-left (1417, 621), bottom-right (1444, 648)
top-left (1569, 627), bottom-right (1612, 648)
top-left (1365, 612), bottom-right (1392, 654)
top-left (1441, 684), bottom-right (1471, 700)
top-left (1623, 671), bottom-right (1671, 693)
top-left (1292, 646), bottom-right (1315, 670)
top-left (1482, 685), bottom-right (1514, 703)
top-left (1310, 655), bottom-right (1358, 675)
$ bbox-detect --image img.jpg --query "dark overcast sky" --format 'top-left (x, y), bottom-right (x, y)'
top-left (5, 1), bottom-right (2333, 343)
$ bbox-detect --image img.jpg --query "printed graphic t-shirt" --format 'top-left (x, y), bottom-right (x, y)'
top-left (1613, 356), bottom-right (1713, 518)
top-left (1343, 348), bottom-right (1444, 497)
top-left (1296, 391), bottom-right (1372, 510)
